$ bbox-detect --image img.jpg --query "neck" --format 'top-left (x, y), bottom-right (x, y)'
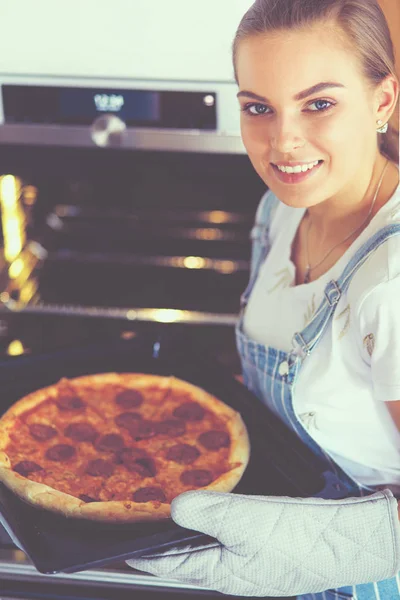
top-left (306, 154), bottom-right (394, 245)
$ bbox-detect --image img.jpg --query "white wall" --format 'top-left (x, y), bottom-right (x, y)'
top-left (0, 0), bottom-right (253, 82)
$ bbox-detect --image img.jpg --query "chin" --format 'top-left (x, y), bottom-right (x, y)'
top-left (275, 195), bottom-right (311, 209)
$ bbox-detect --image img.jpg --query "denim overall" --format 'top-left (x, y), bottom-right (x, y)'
top-left (235, 191), bottom-right (400, 600)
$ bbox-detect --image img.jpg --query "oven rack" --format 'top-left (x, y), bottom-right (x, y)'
top-left (0, 297), bottom-right (239, 326)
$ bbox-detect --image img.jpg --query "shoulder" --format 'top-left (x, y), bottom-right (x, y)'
top-left (252, 189), bottom-right (277, 232)
top-left (253, 189), bottom-right (294, 244)
top-left (347, 197), bottom-right (400, 316)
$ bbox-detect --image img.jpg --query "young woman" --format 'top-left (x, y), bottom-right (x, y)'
top-left (127, 1), bottom-right (400, 597)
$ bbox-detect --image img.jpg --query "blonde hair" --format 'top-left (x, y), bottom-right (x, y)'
top-left (232, 0), bottom-right (399, 164)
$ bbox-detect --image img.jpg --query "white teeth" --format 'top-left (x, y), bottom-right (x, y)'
top-left (276, 160), bottom-right (320, 174)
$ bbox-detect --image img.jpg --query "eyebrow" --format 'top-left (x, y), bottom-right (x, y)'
top-left (236, 81), bottom-right (346, 103)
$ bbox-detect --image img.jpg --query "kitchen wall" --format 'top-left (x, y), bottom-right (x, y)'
top-left (0, 1), bottom-right (397, 85)
top-left (0, 0), bottom-right (253, 81)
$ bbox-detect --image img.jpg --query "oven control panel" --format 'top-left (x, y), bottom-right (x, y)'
top-left (0, 77), bottom-right (245, 154)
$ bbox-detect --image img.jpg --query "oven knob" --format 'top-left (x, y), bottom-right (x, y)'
top-left (91, 114), bottom-right (127, 147)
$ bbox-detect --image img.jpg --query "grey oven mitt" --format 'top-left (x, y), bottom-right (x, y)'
top-left (126, 489), bottom-right (400, 597)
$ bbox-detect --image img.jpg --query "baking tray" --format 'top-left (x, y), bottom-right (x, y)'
top-left (0, 333), bottom-right (344, 574)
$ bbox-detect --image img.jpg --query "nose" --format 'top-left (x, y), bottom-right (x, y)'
top-left (270, 118), bottom-right (305, 153)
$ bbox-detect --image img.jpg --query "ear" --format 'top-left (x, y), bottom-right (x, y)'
top-left (375, 74), bottom-right (399, 125)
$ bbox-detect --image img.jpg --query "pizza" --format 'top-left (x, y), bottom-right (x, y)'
top-left (0, 373), bottom-right (250, 523)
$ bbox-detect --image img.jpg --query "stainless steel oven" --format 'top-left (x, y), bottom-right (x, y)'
top-left (0, 75), bottom-right (268, 331)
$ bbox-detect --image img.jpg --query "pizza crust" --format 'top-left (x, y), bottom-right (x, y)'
top-left (0, 466), bottom-right (171, 522)
top-left (0, 372), bottom-right (250, 522)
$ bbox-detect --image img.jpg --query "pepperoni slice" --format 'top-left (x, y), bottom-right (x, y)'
top-left (197, 430), bottom-right (230, 450)
top-left (56, 393), bottom-right (85, 411)
top-left (132, 487), bottom-right (167, 503)
top-left (155, 419), bottom-right (186, 436)
top-left (129, 420), bottom-right (156, 440)
top-left (29, 423), bottom-right (57, 441)
top-left (114, 412), bottom-right (142, 429)
top-left (79, 494), bottom-right (98, 503)
top-left (115, 389), bottom-right (144, 409)
top-left (95, 433), bottom-right (124, 452)
top-left (124, 457), bottom-right (157, 478)
top-left (13, 460), bottom-right (43, 476)
top-left (117, 446), bottom-right (149, 466)
top-left (64, 422), bottom-right (98, 442)
top-left (180, 469), bottom-right (214, 487)
top-left (45, 444), bottom-right (76, 462)
top-left (166, 443), bottom-right (200, 465)
top-left (86, 458), bottom-right (114, 477)
top-left (173, 402), bottom-right (205, 421)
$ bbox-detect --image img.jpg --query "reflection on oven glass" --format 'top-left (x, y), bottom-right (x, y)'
top-left (7, 340), bottom-right (27, 356)
top-left (0, 175), bottom-right (26, 262)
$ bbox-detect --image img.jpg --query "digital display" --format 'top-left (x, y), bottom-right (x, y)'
top-left (60, 88), bottom-right (161, 124)
top-left (94, 93), bottom-right (125, 112)
top-left (2, 85), bottom-right (217, 130)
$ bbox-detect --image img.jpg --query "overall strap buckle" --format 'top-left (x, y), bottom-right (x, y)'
top-left (324, 280), bottom-right (342, 307)
top-left (292, 332), bottom-right (311, 357)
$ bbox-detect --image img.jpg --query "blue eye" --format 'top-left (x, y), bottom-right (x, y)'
top-left (240, 103), bottom-right (269, 116)
top-left (308, 99), bottom-right (333, 112)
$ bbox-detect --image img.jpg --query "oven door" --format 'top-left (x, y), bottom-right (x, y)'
top-left (0, 542), bottom-right (232, 600)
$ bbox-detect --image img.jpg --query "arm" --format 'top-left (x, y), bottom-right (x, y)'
top-left (352, 276), bottom-right (400, 524)
top-left (385, 400), bottom-right (400, 520)
top-left (127, 489), bottom-right (400, 597)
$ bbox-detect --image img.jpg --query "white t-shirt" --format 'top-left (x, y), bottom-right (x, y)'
top-left (243, 182), bottom-right (400, 493)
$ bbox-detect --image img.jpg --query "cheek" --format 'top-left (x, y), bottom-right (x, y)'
top-left (240, 119), bottom-right (267, 157)
top-left (317, 117), bottom-right (347, 145)
top-left (315, 108), bottom-right (360, 150)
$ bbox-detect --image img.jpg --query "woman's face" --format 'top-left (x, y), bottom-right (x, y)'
top-left (236, 24), bottom-right (384, 209)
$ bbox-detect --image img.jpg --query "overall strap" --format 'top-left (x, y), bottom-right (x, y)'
top-left (240, 189), bottom-right (279, 308)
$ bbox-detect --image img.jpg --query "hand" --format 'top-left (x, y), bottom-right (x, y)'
top-left (127, 489), bottom-right (400, 597)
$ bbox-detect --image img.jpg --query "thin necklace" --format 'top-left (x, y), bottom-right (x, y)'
top-left (303, 159), bottom-right (389, 284)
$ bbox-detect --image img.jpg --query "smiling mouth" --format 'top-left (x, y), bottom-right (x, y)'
top-left (270, 160), bottom-right (324, 183)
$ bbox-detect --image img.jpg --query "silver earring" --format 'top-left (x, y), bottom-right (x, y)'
top-left (377, 120), bottom-right (388, 133)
